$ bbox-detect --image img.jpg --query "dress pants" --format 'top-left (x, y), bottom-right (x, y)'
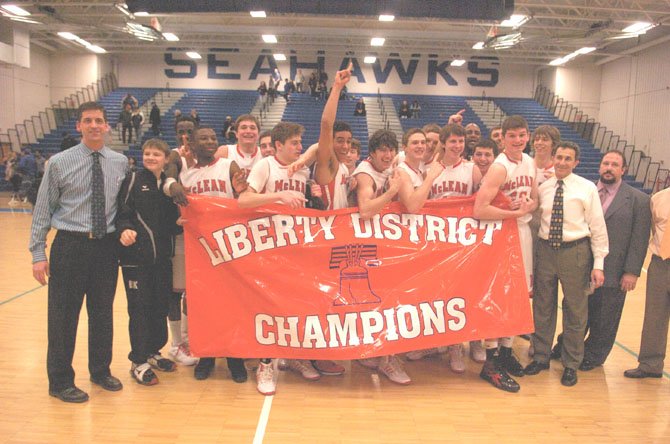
top-left (583, 286), bottom-right (627, 364)
top-left (532, 239), bottom-right (591, 370)
top-left (122, 260), bottom-right (171, 364)
top-left (47, 231), bottom-right (119, 391)
top-left (637, 255), bottom-right (670, 373)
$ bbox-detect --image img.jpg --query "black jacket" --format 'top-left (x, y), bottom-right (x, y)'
top-left (116, 169), bottom-right (180, 265)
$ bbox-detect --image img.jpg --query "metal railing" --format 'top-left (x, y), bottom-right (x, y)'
top-left (0, 72), bottom-right (118, 157)
top-left (534, 84), bottom-right (668, 192)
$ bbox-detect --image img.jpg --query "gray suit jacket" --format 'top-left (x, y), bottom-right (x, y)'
top-left (602, 181), bottom-right (651, 287)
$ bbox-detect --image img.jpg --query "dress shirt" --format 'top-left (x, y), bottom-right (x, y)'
top-left (538, 173), bottom-right (609, 269)
top-left (649, 187), bottom-right (670, 257)
top-left (596, 179), bottom-right (622, 214)
top-left (29, 143), bottom-right (128, 262)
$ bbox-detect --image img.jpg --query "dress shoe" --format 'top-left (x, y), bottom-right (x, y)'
top-left (49, 386), bottom-right (89, 403)
top-left (561, 368), bottom-right (577, 386)
top-left (90, 375), bottom-right (123, 391)
top-left (523, 361), bottom-right (550, 375)
top-left (227, 358), bottom-right (248, 383)
top-left (623, 368), bottom-right (663, 379)
top-left (578, 359), bottom-right (601, 371)
top-left (194, 357), bottom-right (215, 380)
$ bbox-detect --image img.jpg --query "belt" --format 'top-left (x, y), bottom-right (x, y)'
top-left (541, 237), bottom-right (589, 249)
top-left (58, 230), bottom-right (113, 240)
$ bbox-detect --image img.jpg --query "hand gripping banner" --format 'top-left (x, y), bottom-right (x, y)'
top-left (182, 194), bottom-right (533, 359)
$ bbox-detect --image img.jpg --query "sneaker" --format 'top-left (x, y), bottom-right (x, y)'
top-left (147, 353), bottom-right (176, 372)
top-left (169, 343), bottom-right (199, 366)
top-left (311, 360), bottom-right (345, 376)
top-left (256, 362), bottom-right (276, 396)
top-left (498, 347), bottom-right (525, 377)
top-left (130, 362), bottom-right (158, 386)
top-left (357, 357), bottom-right (381, 369)
top-left (447, 344), bottom-right (466, 373)
top-left (281, 359), bottom-right (321, 381)
top-left (469, 340), bottom-right (486, 363)
top-left (405, 347), bottom-right (440, 361)
top-left (480, 360), bottom-right (520, 393)
top-left (378, 355), bottom-right (411, 385)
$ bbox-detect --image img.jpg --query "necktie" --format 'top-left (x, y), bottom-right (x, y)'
top-left (91, 152), bottom-right (107, 239)
top-left (598, 187), bottom-right (607, 204)
top-left (549, 179), bottom-right (564, 250)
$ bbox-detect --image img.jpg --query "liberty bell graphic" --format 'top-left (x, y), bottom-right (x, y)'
top-left (329, 244), bottom-right (381, 305)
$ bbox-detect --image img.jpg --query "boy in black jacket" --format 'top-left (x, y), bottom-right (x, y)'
top-left (117, 139), bottom-right (180, 385)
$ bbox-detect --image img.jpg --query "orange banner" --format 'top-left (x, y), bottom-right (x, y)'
top-left (182, 194), bottom-right (533, 359)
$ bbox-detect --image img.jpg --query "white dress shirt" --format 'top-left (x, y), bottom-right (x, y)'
top-left (538, 173), bottom-right (609, 270)
top-left (649, 187), bottom-right (670, 257)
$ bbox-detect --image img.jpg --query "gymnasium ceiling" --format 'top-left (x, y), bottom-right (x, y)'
top-left (2, 0), bottom-right (670, 66)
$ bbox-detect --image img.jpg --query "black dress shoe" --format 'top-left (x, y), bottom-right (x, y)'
top-left (90, 375), bottom-right (123, 391)
top-left (227, 358), bottom-right (248, 383)
top-left (578, 359), bottom-right (601, 371)
top-left (194, 357), bottom-right (215, 380)
top-left (524, 361), bottom-right (550, 375)
top-left (624, 368), bottom-right (663, 379)
top-left (561, 368), bottom-right (577, 386)
top-left (49, 386), bottom-right (89, 403)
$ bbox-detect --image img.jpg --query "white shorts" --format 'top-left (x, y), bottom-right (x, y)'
top-left (172, 233), bottom-right (185, 292)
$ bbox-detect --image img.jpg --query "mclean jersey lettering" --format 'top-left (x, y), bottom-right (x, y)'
top-left (493, 152), bottom-right (536, 224)
top-left (430, 160), bottom-right (474, 198)
top-left (226, 144), bottom-right (262, 174)
top-left (247, 156), bottom-right (309, 201)
top-left (397, 161), bottom-right (424, 188)
top-left (180, 158), bottom-right (234, 198)
top-left (317, 162), bottom-right (350, 210)
top-left (352, 160), bottom-right (391, 199)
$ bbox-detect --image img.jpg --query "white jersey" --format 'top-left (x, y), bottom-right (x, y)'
top-left (397, 151), bottom-right (427, 175)
top-left (535, 162), bottom-right (555, 187)
top-left (352, 159), bottom-right (391, 198)
top-left (429, 160), bottom-right (474, 199)
top-left (317, 162), bottom-right (350, 210)
top-left (226, 144), bottom-right (262, 174)
top-left (493, 152), bottom-right (537, 224)
top-left (247, 156), bottom-right (309, 201)
top-left (397, 161), bottom-right (424, 188)
top-left (180, 157), bottom-right (235, 198)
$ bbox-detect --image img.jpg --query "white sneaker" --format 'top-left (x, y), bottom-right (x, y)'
top-left (378, 355), bottom-right (411, 385)
top-left (256, 362), bottom-right (276, 396)
top-left (357, 357), bottom-right (381, 369)
top-left (448, 344), bottom-right (466, 373)
top-left (469, 340), bottom-right (486, 363)
top-left (169, 343), bottom-right (199, 366)
top-left (282, 359), bottom-right (321, 380)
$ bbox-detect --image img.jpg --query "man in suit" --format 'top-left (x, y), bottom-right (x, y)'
top-left (579, 150), bottom-right (651, 370)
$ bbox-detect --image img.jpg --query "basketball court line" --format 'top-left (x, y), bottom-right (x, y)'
top-left (0, 286), bottom-right (42, 306)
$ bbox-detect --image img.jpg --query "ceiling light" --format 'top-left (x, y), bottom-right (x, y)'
top-left (114, 3), bottom-right (133, 18)
top-left (370, 37), bottom-right (385, 46)
top-left (9, 16), bottom-right (41, 24)
top-left (500, 14), bottom-right (530, 29)
top-left (57, 32), bottom-right (78, 40)
top-left (1, 4), bottom-right (31, 16)
top-left (549, 57), bottom-right (565, 66)
top-left (472, 41), bottom-right (485, 50)
top-left (273, 53), bottom-right (286, 61)
top-left (162, 32), bottom-right (180, 41)
top-left (622, 22), bottom-right (656, 34)
top-left (250, 11), bottom-right (266, 18)
top-left (134, 11), bottom-right (150, 16)
top-left (186, 52), bottom-right (202, 59)
top-left (576, 46), bottom-right (596, 54)
top-left (87, 45), bottom-right (107, 54)
top-left (364, 56), bottom-right (376, 64)
top-left (262, 34), bottom-right (277, 43)
top-left (379, 15), bottom-right (395, 22)
top-left (451, 59), bottom-right (466, 67)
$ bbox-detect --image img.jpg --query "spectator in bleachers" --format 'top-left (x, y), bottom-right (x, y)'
top-left (149, 102), bottom-right (161, 136)
top-left (34, 150), bottom-right (46, 177)
top-left (122, 93), bottom-right (138, 109)
top-left (283, 78), bottom-right (295, 102)
top-left (490, 126), bottom-right (503, 151)
top-left (131, 107), bottom-right (144, 143)
top-left (59, 131), bottom-right (79, 152)
top-left (399, 100), bottom-right (411, 119)
top-left (464, 123), bottom-right (481, 160)
top-left (354, 98), bottom-right (366, 116)
top-left (411, 100), bottom-right (421, 118)
top-left (189, 109), bottom-right (201, 125)
top-left (5, 151), bottom-right (21, 205)
top-left (257, 80), bottom-right (268, 106)
top-left (258, 130), bottom-right (274, 157)
top-left (221, 116), bottom-right (236, 142)
top-left (268, 77), bottom-right (277, 102)
top-left (308, 72), bottom-right (318, 98)
top-left (295, 69), bottom-right (305, 93)
top-left (127, 156), bottom-right (137, 173)
top-left (173, 109), bottom-right (182, 128)
top-left (317, 80), bottom-right (328, 101)
top-left (118, 104), bottom-right (133, 144)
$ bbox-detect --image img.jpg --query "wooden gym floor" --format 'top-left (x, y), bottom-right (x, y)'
top-left (0, 193), bottom-right (668, 444)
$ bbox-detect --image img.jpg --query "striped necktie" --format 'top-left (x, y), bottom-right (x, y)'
top-left (549, 179), bottom-right (564, 250)
top-left (91, 152), bottom-right (106, 239)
